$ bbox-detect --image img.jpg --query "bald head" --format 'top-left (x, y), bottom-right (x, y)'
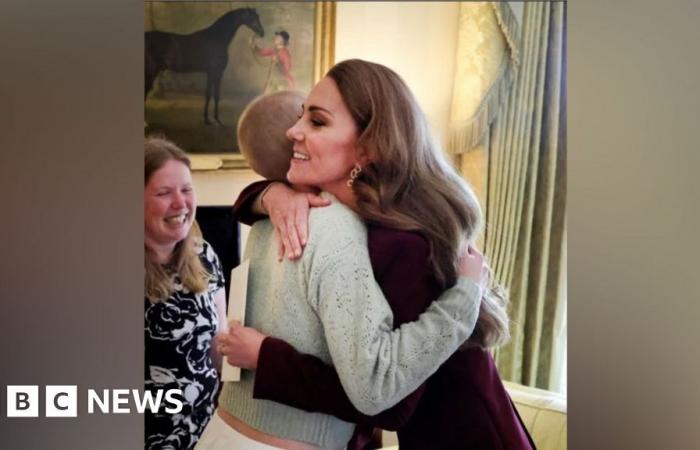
top-left (237, 90), bottom-right (305, 181)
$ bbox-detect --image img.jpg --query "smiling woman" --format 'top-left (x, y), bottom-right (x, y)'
top-left (144, 137), bottom-right (228, 450)
top-left (144, 159), bottom-right (196, 262)
top-left (285, 76), bottom-right (366, 207)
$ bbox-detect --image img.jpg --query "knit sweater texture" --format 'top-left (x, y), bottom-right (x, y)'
top-left (218, 194), bottom-right (480, 448)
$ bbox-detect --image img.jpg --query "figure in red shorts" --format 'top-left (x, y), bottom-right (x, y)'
top-left (252, 30), bottom-right (295, 93)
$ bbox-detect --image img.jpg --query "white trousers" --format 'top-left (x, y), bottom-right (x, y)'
top-left (194, 412), bottom-right (282, 450)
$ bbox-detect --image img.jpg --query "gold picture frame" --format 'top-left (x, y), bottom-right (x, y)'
top-left (145, 2), bottom-right (336, 171)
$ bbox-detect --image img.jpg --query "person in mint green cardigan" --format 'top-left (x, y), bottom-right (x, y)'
top-left (194, 86), bottom-right (490, 450)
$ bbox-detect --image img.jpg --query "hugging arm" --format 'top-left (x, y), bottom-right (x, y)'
top-left (304, 223), bottom-right (480, 416)
top-left (253, 234), bottom-right (436, 429)
top-left (233, 181), bottom-right (330, 260)
top-left (232, 180), bottom-right (272, 225)
top-left (255, 337), bottom-right (424, 430)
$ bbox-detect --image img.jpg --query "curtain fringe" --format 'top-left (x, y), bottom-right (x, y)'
top-left (447, 53), bottom-right (513, 154)
top-left (447, 3), bottom-right (521, 155)
top-left (492, 1), bottom-right (521, 68)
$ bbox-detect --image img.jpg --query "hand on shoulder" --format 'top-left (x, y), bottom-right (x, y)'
top-left (261, 182), bottom-right (330, 261)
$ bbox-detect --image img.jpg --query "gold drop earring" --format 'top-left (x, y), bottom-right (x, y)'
top-left (347, 163), bottom-right (362, 188)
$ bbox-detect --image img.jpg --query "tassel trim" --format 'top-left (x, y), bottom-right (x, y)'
top-left (447, 2), bottom-right (521, 154)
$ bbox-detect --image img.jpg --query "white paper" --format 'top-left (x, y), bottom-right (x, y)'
top-left (221, 259), bottom-right (250, 382)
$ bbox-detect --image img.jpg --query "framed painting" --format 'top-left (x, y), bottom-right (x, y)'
top-left (144, 1), bottom-right (335, 170)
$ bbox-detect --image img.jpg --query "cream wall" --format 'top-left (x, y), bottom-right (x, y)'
top-left (192, 169), bottom-right (262, 206)
top-left (334, 2), bottom-right (460, 145)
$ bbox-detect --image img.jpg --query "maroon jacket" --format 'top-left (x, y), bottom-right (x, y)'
top-left (233, 181), bottom-right (536, 450)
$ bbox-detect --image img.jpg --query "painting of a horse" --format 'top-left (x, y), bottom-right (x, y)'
top-left (144, 2), bottom-right (320, 155)
top-left (145, 8), bottom-right (264, 125)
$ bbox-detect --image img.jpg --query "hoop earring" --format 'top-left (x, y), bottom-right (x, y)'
top-left (346, 163), bottom-right (362, 188)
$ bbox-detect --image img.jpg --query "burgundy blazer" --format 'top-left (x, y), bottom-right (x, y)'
top-left (233, 181), bottom-right (536, 450)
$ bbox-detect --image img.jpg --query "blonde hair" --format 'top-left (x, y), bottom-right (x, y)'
top-left (237, 90), bottom-right (305, 180)
top-left (144, 137), bottom-right (210, 303)
top-left (327, 59), bottom-right (510, 348)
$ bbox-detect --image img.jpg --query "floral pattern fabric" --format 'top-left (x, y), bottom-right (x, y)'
top-left (145, 240), bottom-right (225, 450)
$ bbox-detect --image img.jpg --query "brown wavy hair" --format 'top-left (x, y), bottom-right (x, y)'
top-left (144, 137), bottom-right (209, 303)
top-left (327, 59), bottom-right (510, 348)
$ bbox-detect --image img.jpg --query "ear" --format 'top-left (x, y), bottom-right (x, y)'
top-left (355, 145), bottom-right (372, 167)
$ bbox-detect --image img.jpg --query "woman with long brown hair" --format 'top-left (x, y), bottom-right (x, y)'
top-left (223, 60), bottom-right (534, 449)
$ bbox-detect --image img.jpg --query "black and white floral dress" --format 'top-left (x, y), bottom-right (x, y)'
top-left (145, 240), bottom-right (224, 450)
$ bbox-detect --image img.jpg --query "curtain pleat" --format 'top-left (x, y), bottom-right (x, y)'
top-left (465, 2), bottom-right (566, 390)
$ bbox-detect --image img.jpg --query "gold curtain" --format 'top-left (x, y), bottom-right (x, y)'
top-left (447, 2), bottom-right (520, 156)
top-left (455, 2), bottom-right (567, 390)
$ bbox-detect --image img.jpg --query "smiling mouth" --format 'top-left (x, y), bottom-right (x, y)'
top-left (292, 151), bottom-right (310, 161)
top-left (164, 211), bottom-right (189, 225)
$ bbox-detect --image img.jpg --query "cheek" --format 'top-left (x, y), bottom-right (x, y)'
top-left (144, 210), bottom-right (161, 236)
top-left (314, 132), bottom-right (355, 161)
top-left (188, 193), bottom-right (197, 210)
top-left (144, 199), bottom-right (166, 223)
top-left (326, 137), bottom-right (358, 169)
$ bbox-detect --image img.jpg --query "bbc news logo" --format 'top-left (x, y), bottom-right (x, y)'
top-left (5, 386), bottom-right (183, 417)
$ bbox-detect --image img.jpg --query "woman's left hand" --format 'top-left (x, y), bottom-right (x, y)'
top-left (216, 320), bottom-right (267, 370)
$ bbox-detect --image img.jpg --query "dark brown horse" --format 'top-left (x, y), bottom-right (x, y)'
top-left (145, 8), bottom-right (264, 125)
